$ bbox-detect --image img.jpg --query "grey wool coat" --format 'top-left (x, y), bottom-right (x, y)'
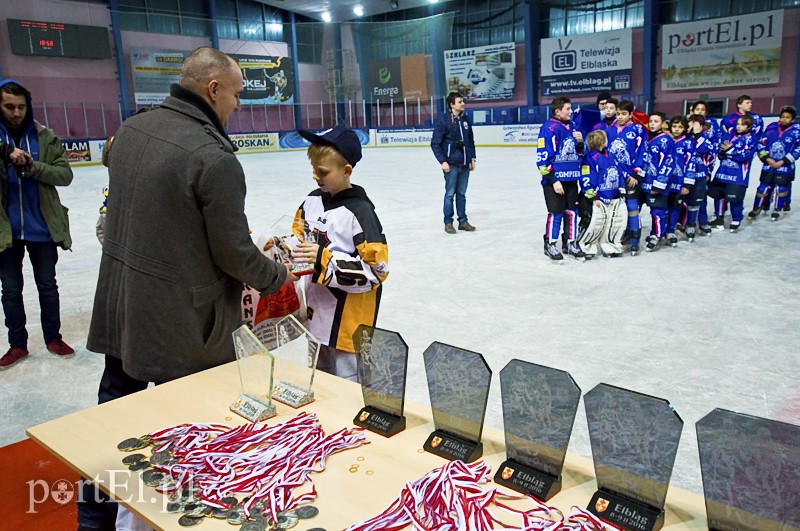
top-left (87, 84), bottom-right (287, 383)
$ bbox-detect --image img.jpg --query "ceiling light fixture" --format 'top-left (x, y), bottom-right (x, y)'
top-left (353, 4), bottom-right (364, 16)
top-left (390, 0), bottom-right (399, 10)
top-left (322, 11), bottom-right (332, 22)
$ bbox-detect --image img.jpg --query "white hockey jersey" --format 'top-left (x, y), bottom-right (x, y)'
top-left (293, 185), bottom-right (389, 353)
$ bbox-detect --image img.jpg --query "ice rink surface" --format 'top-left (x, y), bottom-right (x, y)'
top-left (2, 145), bottom-right (798, 496)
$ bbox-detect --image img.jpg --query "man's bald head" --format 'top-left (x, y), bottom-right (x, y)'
top-left (179, 47), bottom-right (243, 127)
top-left (180, 47), bottom-right (238, 93)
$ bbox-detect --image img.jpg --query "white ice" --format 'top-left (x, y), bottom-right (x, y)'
top-left (1, 145), bottom-right (799, 497)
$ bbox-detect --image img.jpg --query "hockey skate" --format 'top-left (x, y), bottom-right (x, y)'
top-left (747, 208), bottom-right (761, 219)
top-left (709, 217), bottom-right (725, 230)
top-left (645, 235), bottom-right (660, 252)
top-left (629, 244), bottom-right (640, 256)
top-left (729, 222), bottom-right (741, 233)
top-left (784, 204), bottom-right (791, 212)
top-left (666, 233), bottom-right (678, 247)
top-left (771, 211), bottom-right (780, 221)
top-left (699, 225), bottom-right (712, 235)
top-left (567, 241), bottom-right (585, 260)
top-left (543, 235), bottom-right (563, 261)
top-left (685, 226), bottom-right (696, 242)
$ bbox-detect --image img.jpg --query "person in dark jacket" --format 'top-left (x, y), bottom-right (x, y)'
top-left (430, 91), bottom-right (477, 234)
top-left (79, 47), bottom-right (295, 530)
top-left (0, 79), bottom-right (74, 370)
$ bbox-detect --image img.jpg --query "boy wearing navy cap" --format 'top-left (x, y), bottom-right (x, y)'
top-left (291, 125), bottom-right (389, 381)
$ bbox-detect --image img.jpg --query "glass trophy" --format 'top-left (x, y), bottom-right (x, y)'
top-left (229, 326), bottom-right (277, 422)
top-left (265, 214), bottom-right (316, 276)
top-left (494, 359), bottom-right (581, 501)
top-left (352, 325), bottom-right (408, 438)
top-left (422, 341), bottom-right (491, 463)
top-left (697, 408), bottom-right (800, 531)
top-left (264, 315), bottom-right (319, 408)
top-left (584, 383), bottom-right (683, 531)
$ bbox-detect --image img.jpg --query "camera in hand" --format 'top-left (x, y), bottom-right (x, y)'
top-left (454, 140), bottom-right (465, 149)
top-left (16, 163), bottom-right (33, 179)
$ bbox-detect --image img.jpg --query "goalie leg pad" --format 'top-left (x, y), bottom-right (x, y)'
top-left (601, 198), bottom-right (628, 254)
top-left (579, 202), bottom-right (607, 250)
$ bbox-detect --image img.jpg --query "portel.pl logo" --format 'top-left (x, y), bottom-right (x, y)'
top-left (666, 13), bottom-right (777, 55)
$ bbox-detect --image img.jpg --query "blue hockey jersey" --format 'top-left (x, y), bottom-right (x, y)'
top-left (758, 121), bottom-right (800, 177)
top-left (721, 112), bottom-right (763, 141)
top-left (536, 118), bottom-right (584, 184)
top-left (606, 121), bottom-right (647, 182)
top-left (670, 134), bottom-right (695, 190)
top-left (715, 132), bottom-right (757, 186)
top-left (581, 149), bottom-right (625, 204)
top-left (643, 131), bottom-right (673, 193)
top-left (690, 130), bottom-right (716, 180)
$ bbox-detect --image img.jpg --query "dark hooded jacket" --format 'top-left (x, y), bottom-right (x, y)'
top-left (87, 84), bottom-right (287, 382)
top-left (0, 79), bottom-right (72, 251)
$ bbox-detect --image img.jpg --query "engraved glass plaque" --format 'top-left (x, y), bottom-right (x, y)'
top-left (697, 408), bottom-right (800, 531)
top-left (422, 341), bottom-right (491, 462)
top-left (352, 325), bottom-right (408, 437)
top-left (229, 326), bottom-right (276, 422)
top-left (494, 359), bottom-right (581, 500)
top-left (258, 315), bottom-right (319, 408)
top-left (584, 383), bottom-right (683, 531)
top-left (266, 214), bottom-right (316, 276)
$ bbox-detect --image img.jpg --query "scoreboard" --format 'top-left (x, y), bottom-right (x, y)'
top-left (7, 19), bottom-right (111, 59)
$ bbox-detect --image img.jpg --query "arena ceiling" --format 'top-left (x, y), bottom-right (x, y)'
top-left (255, 0), bottom-right (443, 22)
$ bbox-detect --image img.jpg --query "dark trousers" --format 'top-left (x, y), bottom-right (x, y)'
top-left (77, 355), bottom-right (149, 530)
top-left (0, 240), bottom-right (61, 348)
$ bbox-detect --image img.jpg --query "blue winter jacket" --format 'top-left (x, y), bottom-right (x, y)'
top-left (430, 111), bottom-right (476, 167)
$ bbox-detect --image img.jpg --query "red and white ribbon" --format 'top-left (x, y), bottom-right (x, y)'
top-left (145, 412), bottom-right (368, 521)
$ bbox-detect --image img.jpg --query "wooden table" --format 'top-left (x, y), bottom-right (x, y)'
top-left (27, 358), bottom-right (709, 530)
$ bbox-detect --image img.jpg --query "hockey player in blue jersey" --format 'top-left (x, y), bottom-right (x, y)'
top-left (537, 96), bottom-right (586, 260)
top-left (667, 115), bottom-right (694, 247)
top-left (683, 114), bottom-right (714, 242)
top-left (681, 101), bottom-right (720, 236)
top-left (710, 114), bottom-right (757, 232)
top-left (606, 100), bottom-right (647, 255)
top-left (721, 94), bottom-right (763, 142)
top-left (578, 130), bottom-right (627, 258)
top-left (749, 105), bottom-right (800, 221)
top-left (642, 112), bottom-right (673, 252)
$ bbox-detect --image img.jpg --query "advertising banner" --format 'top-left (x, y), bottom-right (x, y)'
top-left (232, 53), bottom-right (294, 104)
top-left (374, 128), bottom-right (434, 147)
top-left (62, 139), bottom-right (92, 163)
top-left (661, 10), bottom-right (783, 90)
top-left (131, 49), bottom-right (295, 105)
top-left (229, 133), bottom-right (280, 154)
top-left (130, 48), bottom-right (184, 105)
top-left (444, 43), bottom-right (516, 100)
top-left (368, 55), bottom-right (431, 101)
top-left (540, 29), bottom-right (631, 96)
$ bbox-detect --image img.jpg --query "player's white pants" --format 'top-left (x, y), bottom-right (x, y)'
top-left (600, 198), bottom-right (627, 255)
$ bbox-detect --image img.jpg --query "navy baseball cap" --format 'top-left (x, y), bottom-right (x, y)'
top-left (299, 125), bottom-right (362, 167)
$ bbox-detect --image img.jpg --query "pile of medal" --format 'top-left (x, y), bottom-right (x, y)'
top-left (116, 413), bottom-right (367, 530)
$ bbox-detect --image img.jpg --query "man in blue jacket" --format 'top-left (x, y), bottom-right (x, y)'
top-left (430, 92), bottom-right (477, 234)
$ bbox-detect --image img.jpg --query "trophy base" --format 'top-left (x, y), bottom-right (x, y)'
top-left (229, 394), bottom-right (277, 422)
top-left (272, 381), bottom-right (314, 408)
top-left (423, 429), bottom-right (482, 463)
top-left (493, 459), bottom-right (561, 501)
top-left (588, 488), bottom-right (664, 531)
top-left (353, 405), bottom-right (406, 438)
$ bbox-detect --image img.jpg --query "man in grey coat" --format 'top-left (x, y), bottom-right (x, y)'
top-left (79, 47), bottom-right (294, 530)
